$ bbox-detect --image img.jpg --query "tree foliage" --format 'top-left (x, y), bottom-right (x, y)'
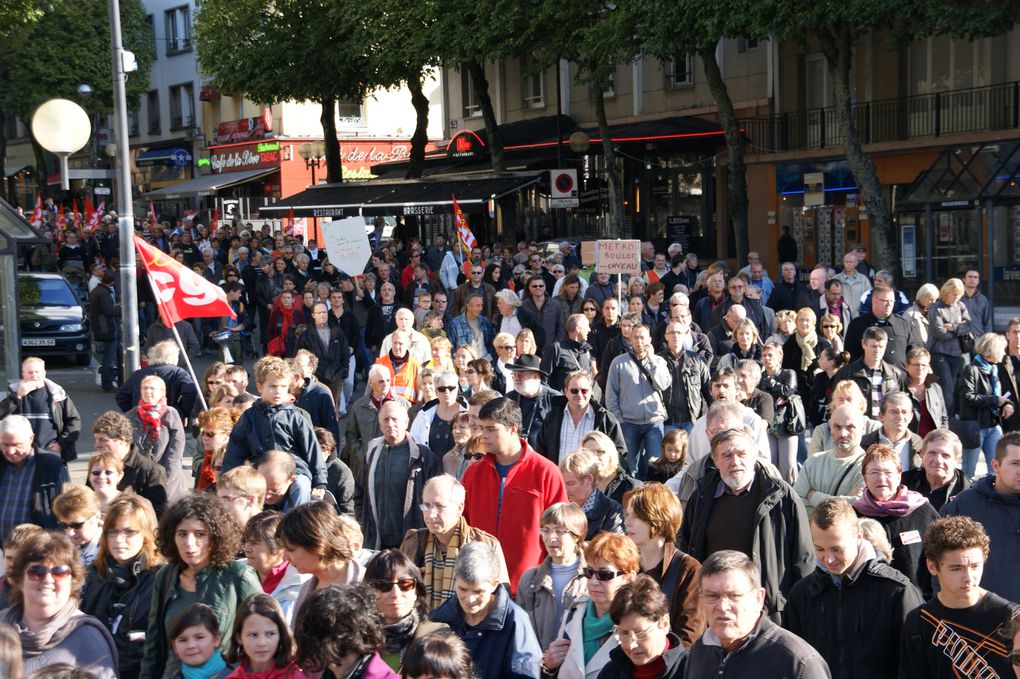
top-left (0, 0), bottom-right (58, 39)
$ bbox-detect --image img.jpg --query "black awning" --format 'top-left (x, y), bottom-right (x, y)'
top-left (258, 172), bottom-right (543, 218)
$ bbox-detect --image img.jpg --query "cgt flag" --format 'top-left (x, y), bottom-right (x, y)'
top-left (30, 193), bottom-right (43, 227)
top-left (452, 193), bottom-right (476, 256)
top-left (134, 235), bottom-right (236, 325)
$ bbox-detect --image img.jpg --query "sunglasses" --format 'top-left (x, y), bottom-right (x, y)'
top-left (821, 324), bottom-right (838, 329)
top-left (59, 519), bottom-right (90, 530)
top-left (464, 452), bottom-right (486, 461)
top-left (370, 578), bottom-right (417, 593)
top-left (90, 469), bottom-right (117, 477)
top-left (26, 564), bottom-right (73, 581)
top-left (436, 385), bottom-right (458, 393)
top-left (583, 567), bottom-right (626, 581)
top-left (569, 388), bottom-right (591, 395)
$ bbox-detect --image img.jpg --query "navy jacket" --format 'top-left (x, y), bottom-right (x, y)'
top-left (222, 400), bottom-right (327, 487)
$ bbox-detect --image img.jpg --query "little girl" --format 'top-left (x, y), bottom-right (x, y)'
top-left (646, 429), bottom-right (688, 484)
top-left (170, 604), bottom-right (233, 679)
top-left (226, 593), bottom-right (306, 678)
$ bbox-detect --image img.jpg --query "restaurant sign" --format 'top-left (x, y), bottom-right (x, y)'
top-left (210, 140), bottom-right (281, 173)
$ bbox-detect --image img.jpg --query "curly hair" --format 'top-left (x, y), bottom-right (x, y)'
top-left (294, 584), bottom-right (384, 672)
top-left (196, 406), bottom-right (237, 434)
top-left (365, 549), bottom-right (430, 617)
top-left (91, 410), bottom-right (133, 441)
top-left (924, 516), bottom-right (990, 566)
top-left (7, 531), bottom-right (86, 605)
top-left (156, 494), bottom-right (242, 569)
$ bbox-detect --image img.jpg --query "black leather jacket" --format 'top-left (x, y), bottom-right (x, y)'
top-left (659, 348), bottom-right (710, 426)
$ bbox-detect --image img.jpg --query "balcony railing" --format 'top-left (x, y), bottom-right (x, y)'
top-left (743, 81), bottom-right (1020, 154)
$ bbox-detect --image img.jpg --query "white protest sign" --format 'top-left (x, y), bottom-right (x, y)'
top-left (595, 239), bottom-right (642, 275)
top-left (322, 217), bottom-right (372, 276)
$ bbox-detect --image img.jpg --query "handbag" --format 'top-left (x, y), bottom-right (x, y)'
top-left (949, 415), bottom-right (980, 449)
top-left (958, 331), bottom-right (977, 354)
top-left (771, 396), bottom-right (807, 436)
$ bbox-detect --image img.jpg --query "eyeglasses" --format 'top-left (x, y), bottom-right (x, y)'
top-left (569, 388), bottom-right (591, 395)
top-left (540, 527), bottom-right (571, 537)
top-left (699, 589), bottom-right (756, 606)
top-left (370, 578), bottom-right (417, 593)
top-left (464, 452), bottom-right (486, 461)
top-left (464, 369), bottom-right (476, 375)
top-left (496, 345), bottom-right (514, 351)
top-left (107, 528), bottom-right (140, 540)
top-left (530, 284), bottom-right (545, 289)
top-left (207, 380), bottom-right (222, 387)
top-left (583, 567), bottom-right (626, 581)
top-left (613, 623), bottom-right (659, 645)
top-left (90, 469), bottom-right (117, 477)
top-left (26, 564), bottom-right (73, 582)
top-left (419, 502), bottom-right (451, 514)
top-left (436, 385), bottom-right (458, 393)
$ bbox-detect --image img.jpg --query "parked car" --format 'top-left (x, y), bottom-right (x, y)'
top-left (18, 272), bottom-right (92, 366)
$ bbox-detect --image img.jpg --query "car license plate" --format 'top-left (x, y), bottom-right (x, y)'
top-left (21, 338), bottom-right (56, 347)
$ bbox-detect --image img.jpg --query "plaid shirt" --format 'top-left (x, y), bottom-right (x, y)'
top-left (0, 455), bottom-right (35, 542)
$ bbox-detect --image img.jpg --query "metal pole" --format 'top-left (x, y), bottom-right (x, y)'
top-left (109, 0), bottom-right (140, 373)
top-left (986, 201), bottom-right (995, 327)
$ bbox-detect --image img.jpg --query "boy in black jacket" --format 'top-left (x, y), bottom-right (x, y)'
top-left (899, 515), bottom-right (1018, 679)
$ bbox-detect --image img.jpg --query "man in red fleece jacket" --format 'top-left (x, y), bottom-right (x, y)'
top-left (462, 397), bottom-right (568, 594)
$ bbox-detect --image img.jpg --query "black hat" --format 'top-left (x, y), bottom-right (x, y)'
top-left (505, 354), bottom-right (548, 377)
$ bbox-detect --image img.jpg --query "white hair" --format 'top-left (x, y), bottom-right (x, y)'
top-left (454, 542), bottom-right (501, 584)
top-left (424, 474), bottom-right (467, 504)
top-left (147, 340), bottom-right (181, 366)
top-left (495, 289), bottom-right (521, 307)
top-left (0, 414), bottom-right (33, 439)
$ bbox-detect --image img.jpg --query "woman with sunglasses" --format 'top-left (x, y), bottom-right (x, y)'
top-left (598, 575), bottom-right (686, 679)
top-left (193, 407), bottom-right (238, 491)
top-left (581, 300), bottom-right (601, 326)
top-left (492, 332), bottom-right (517, 393)
top-left (139, 494), bottom-right (261, 679)
top-left (81, 494), bottom-right (163, 679)
top-left (128, 375), bottom-right (186, 501)
top-left (540, 533), bottom-right (639, 679)
top-left (0, 531), bottom-right (118, 678)
top-left (86, 452), bottom-right (125, 512)
top-left (452, 345), bottom-right (478, 395)
top-left (410, 371), bottom-right (466, 455)
top-left (366, 550), bottom-right (448, 671)
top-left (466, 359), bottom-right (496, 394)
top-left (441, 417), bottom-right (481, 480)
top-left (818, 313), bottom-right (845, 354)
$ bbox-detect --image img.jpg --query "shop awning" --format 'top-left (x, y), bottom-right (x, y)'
top-left (145, 167), bottom-right (278, 200)
top-left (3, 164), bottom-right (30, 177)
top-left (898, 141), bottom-right (1020, 209)
top-left (136, 147), bottom-right (193, 168)
top-left (260, 172), bottom-right (542, 218)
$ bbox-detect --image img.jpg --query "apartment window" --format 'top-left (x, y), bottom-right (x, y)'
top-left (164, 6), bottom-right (191, 55)
top-left (520, 55), bottom-right (545, 109)
top-left (461, 68), bottom-right (482, 118)
top-left (128, 109), bottom-right (140, 137)
top-left (169, 83), bottom-right (194, 130)
top-left (909, 35), bottom-right (982, 94)
top-left (337, 97), bottom-right (362, 118)
top-left (147, 90), bottom-right (161, 134)
top-left (665, 55), bottom-right (694, 87)
top-left (737, 37), bottom-right (759, 53)
top-left (146, 14), bottom-right (157, 56)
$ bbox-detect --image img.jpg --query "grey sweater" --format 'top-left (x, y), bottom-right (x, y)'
top-left (605, 350), bottom-right (670, 424)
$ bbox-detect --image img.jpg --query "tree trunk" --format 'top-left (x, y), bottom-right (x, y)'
top-left (699, 45), bottom-right (748, 261)
top-left (594, 90), bottom-right (623, 238)
top-left (31, 137), bottom-right (49, 200)
top-left (320, 96), bottom-right (342, 183)
top-left (466, 60), bottom-right (506, 172)
top-left (0, 111), bottom-right (8, 202)
top-left (406, 76), bottom-right (430, 180)
top-left (824, 29), bottom-right (895, 272)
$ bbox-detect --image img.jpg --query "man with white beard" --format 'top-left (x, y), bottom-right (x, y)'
top-left (678, 428), bottom-right (813, 623)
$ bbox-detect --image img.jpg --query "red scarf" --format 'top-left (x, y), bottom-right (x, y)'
top-left (632, 636), bottom-right (671, 679)
top-left (261, 560), bottom-right (291, 594)
top-left (136, 397), bottom-right (168, 440)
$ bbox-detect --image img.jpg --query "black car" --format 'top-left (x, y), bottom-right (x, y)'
top-left (19, 272), bottom-right (92, 366)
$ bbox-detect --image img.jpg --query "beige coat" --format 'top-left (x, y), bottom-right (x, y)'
top-left (515, 557), bottom-right (588, 650)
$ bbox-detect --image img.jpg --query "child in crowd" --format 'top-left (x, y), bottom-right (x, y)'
top-left (226, 594), bottom-right (305, 678)
top-left (442, 413), bottom-right (477, 480)
top-left (647, 429), bottom-right (688, 484)
top-left (51, 484), bottom-right (103, 567)
top-left (169, 604), bottom-right (232, 679)
top-left (222, 357), bottom-right (327, 504)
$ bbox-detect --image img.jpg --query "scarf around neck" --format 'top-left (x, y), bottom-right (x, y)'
top-left (0, 598), bottom-right (90, 657)
top-left (136, 396), bottom-right (168, 439)
top-left (424, 517), bottom-right (465, 609)
top-left (582, 599), bottom-right (614, 665)
top-left (181, 650), bottom-right (228, 679)
top-left (382, 609), bottom-right (420, 657)
top-left (852, 486), bottom-right (928, 518)
top-left (795, 331), bottom-right (818, 372)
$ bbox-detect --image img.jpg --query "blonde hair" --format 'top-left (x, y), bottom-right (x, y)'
top-left (560, 448), bottom-right (601, 481)
top-left (218, 465), bottom-right (267, 503)
top-left (581, 431), bottom-right (622, 481)
top-left (254, 356), bottom-right (293, 385)
top-left (140, 374), bottom-right (167, 394)
top-left (796, 307), bottom-right (818, 324)
top-left (939, 278), bottom-right (965, 302)
top-left (731, 318), bottom-right (761, 346)
top-left (52, 484), bottom-right (100, 521)
top-left (915, 283), bottom-right (939, 305)
top-left (828, 380), bottom-right (868, 415)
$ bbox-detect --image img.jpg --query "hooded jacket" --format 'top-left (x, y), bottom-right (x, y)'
top-left (941, 475), bottom-right (1020, 602)
top-left (223, 399), bottom-right (327, 487)
top-left (430, 584), bottom-right (542, 679)
top-left (0, 377), bottom-right (81, 461)
top-left (786, 548), bottom-right (923, 679)
top-left (679, 461), bottom-right (813, 622)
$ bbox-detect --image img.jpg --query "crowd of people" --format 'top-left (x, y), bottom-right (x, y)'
top-left (2, 213), bottom-right (1020, 679)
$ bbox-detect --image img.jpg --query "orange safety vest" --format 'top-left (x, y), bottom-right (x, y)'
top-left (375, 354), bottom-right (421, 403)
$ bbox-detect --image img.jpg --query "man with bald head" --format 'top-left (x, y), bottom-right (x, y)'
top-left (794, 403), bottom-right (868, 512)
top-left (356, 399), bottom-right (442, 550)
top-left (0, 414), bottom-right (69, 539)
top-left (375, 328), bottom-right (422, 403)
top-left (379, 307), bottom-right (431, 365)
top-left (707, 304), bottom-right (746, 369)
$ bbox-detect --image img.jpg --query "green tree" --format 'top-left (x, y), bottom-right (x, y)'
top-left (639, 0), bottom-right (768, 260)
top-left (0, 0), bottom-right (152, 194)
top-left (195, 0), bottom-right (386, 182)
top-left (0, 0), bottom-right (59, 40)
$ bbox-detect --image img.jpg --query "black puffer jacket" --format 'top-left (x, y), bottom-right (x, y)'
top-left (81, 556), bottom-right (158, 679)
top-left (787, 557), bottom-right (922, 679)
top-left (658, 348), bottom-right (710, 426)
top-left (222, 400), bottom-right (327, 486)
top-left (955, 360), bottom-right (1004, 429)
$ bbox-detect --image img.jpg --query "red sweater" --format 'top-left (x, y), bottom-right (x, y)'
top-left (462, 439), bottom-right (568, 595)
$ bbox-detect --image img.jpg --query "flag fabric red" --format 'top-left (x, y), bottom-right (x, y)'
top-left (147, 201), bottom-right (158, 226)
top-left (211, 209), bottom-right (219, 229)
top-left (30, 193), bottom-right (43, 227)
top-left (134, 235), bottom-right (236, 325)
top-left (71, 199), bottom-right (80, 228)
top-left (84, 197), bottom-right (97, 231)
top-left (452, 194), bottom-right (477, 257)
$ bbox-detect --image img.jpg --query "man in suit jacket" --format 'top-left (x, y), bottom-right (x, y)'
top-left (844, 287), bottom-right (911, 367)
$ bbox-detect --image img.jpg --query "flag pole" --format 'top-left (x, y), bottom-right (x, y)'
top-left (143, 272), bottom-right (209, 412)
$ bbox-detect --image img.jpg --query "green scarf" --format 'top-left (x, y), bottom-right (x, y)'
top-left (796, 330), bottom-right (818, 373)
top-left (582, 599), bottom-right (614, 665)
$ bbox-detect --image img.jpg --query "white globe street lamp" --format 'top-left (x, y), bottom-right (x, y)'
top-left (31, 98), bottom-right (92, 190)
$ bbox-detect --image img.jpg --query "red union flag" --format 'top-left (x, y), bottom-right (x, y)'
top-left (134, 235), bottom-right (236, 324)
top-left (452, 193), bottom-right (476, 256)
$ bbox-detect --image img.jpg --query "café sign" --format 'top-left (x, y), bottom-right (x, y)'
top-left (210, 140), bottom-right (280, 173)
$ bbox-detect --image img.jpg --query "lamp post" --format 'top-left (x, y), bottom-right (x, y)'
top-left (298, 141), bottom-right (326, 243)
top-left (31, 99), bottom-right (92, 191)
top-left (76, 83), bottom-right (100, 169)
